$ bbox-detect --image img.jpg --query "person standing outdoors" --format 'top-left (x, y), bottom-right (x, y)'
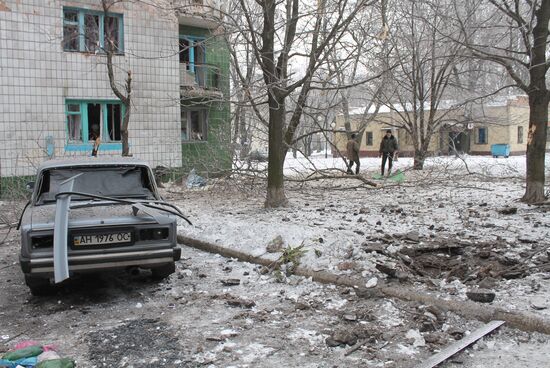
top-left (346, 133), bottom-right (361, 175)
top-left (91, 125), bottom-right (101, 157)
top-left (379, 129), bottom-right (398, 176)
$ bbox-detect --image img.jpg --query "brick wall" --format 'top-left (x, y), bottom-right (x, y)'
top-left (0, 0), bottom-right (182, 177)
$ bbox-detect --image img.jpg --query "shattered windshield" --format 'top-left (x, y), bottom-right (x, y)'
top-left (37, 166), bottom-right (156, 204)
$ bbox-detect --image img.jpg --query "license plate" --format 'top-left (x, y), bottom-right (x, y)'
top-left (73, 232), bottom-right (132, 246)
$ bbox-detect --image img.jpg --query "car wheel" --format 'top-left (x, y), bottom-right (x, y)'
top-left (151, 263), bottom-right (176, 280)
top-left (25, 275), bottom-right (56, 296)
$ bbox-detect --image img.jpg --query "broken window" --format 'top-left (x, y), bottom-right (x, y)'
top-left (63, 10), bottom-right (79, 51)
top-left (62, 8), bottom-right (123, 53)
top-left (106, 103), bottom-right (122, 142)
top-left (179, 39), bottom-right (190, 68)
top-left (65, 100), bottom-right (123, 149)
top-left (179, 37), bottom-right (206, 77)
top-left (84, 14), bottom-right (100, 52)
top-left (104, 15), bottom-right (120, 52)
top-left (181, 108), bottom-right (208, 141)
top-left (87, 103), bottom-right (102, 142)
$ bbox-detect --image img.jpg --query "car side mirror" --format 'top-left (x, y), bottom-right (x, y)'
top-left (26, 182), bottom-right (35, 193)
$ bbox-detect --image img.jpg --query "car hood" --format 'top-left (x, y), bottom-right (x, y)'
top-left (28, 202), bottom-right (172, 231)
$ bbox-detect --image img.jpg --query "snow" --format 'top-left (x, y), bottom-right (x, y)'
top-left (346, 95), bottom-right (526, 116)
top-left (167, 153), bottom-right (550, 366)
top-left (176, 154), bottom-right (549, 296)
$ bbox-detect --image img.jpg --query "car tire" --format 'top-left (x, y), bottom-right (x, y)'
top-left (25, 275), bottom-right (56, 296)
top-left (151, 263), bottom-right (176, 280)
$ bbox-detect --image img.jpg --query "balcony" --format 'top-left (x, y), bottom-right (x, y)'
top-left (180, 63), bottom-right (223, 98)
top-left (175, 0), bottom-right (224, 29)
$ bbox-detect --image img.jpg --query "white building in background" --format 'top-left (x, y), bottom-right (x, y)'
top-left (0, 0), bottom-right (230, 182)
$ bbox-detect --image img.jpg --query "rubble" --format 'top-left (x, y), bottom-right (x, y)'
top-left (326, 330), bottom-right (358, 347)
top-left (498, 207), bottom-right (518, 215)
top-left (466, 289), bottom-right (496, 303)
top-left (266, 235), bottom-right (285, 253)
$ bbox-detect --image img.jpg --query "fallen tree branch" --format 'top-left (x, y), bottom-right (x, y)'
top-left (178, 235), bottom-right (550, 335)
top-left (286, 173), bottom-right (379, 187)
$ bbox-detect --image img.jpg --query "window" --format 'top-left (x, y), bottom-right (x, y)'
top-left (179, 36), bottom-right (206, 85)
top-left (63, 8), bottom-right (123, 53)
top-left (181, 108), bottom-right (208, 141)
top-left (476, 127), bottom-right (488, 144)
top-left (65, 100), bottom-right (124, 150)
top-left (66, 104), bottom-right (82, 142)
top-left (365, 131), bottom-right (373, 146)
top-left (106, 103), bottom-right (122, 141)
top-left (517, 126), bottom-right (523, 144)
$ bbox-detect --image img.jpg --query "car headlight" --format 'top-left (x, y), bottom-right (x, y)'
top-left (31, 235), bottom-right (53, 249)
top-left (139, 228), bottom-right (169, 241)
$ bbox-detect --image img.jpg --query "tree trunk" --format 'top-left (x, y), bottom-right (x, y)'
top-left (121, 108), bottom-right (130, 156)
top-left (522, 91), bottom-right (549, 202)
top-left (238, 106), bottom-right (250, 160)
top-left (265, 96), bottom-right (288, 208)
top-left (178, 234), bottom-right (550, 335)
top-left (522, 1), bottom-right (550, 202)
top-left (413, 148), bottom-right (426, 170)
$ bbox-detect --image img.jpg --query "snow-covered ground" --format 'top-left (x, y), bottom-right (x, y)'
top-left (283, 151), bottom-right (532, 177)
top-left (171, 153), bottom-right (550, 366)
top-left (1, 153), bottom-right (548, 367)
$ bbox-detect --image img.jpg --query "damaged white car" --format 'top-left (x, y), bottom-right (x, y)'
top-left (18, 158), bottom-right (189, 295)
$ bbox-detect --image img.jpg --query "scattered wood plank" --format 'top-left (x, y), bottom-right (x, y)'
top-left (415, 320), bottom-right (505, 368)
top-left (344, 339), bottom-right (367, 356)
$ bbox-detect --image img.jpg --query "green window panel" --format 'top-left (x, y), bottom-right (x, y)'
top-left (64, 100), bottom-right (124, 152)
top-left (63, 7), bottom-right (124, 53)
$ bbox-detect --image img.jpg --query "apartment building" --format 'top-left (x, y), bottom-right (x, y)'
top-left (0, 0), bottom-right (230, 191)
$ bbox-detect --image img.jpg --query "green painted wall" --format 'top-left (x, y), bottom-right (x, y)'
top-left (179, 25), bottom-right (232, 176)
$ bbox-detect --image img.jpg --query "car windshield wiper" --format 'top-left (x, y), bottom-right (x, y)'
top-left (69, 198), bottom-right (115, 208)
top-left (55, 191), bottom-right (192, 226)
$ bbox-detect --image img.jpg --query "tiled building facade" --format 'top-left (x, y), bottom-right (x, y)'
top-left (0, 0), bottom-right (230, 183)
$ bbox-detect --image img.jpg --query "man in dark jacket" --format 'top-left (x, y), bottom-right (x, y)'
top-left (379, 129), bottom-right (398, 176)
top-left (346, 133), bottom-right (360, 175)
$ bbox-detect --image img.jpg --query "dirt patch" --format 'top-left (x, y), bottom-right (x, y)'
top-left (86, 318), bottom-right (186, 367)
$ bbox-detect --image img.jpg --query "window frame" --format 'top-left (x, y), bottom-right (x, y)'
top-left (181, 108), bottom-right (208, 142)
top-left (62, 7), bottom-right (124, 54)
top-left (517, 126), bottom-right (523, 144)
top-left (365, 131), bottom-right (373, 146)
top-left (65, 100), bottom-right (125, 152)
top-left (475, 127), bottom-right (488, 145)
top-left (179, 35), bottom-right (206, 73)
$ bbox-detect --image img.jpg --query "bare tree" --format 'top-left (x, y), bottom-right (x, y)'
top-left (454, 0), bottom-right (550, 202)
top-left (102, 0), bottom-right (132, 156)
top-left (376, 0), bottom-right (467, 169)
top-left (329, 6), bottom-right (388, 145)
top-left (227, 0), bottom-right (375, 207)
